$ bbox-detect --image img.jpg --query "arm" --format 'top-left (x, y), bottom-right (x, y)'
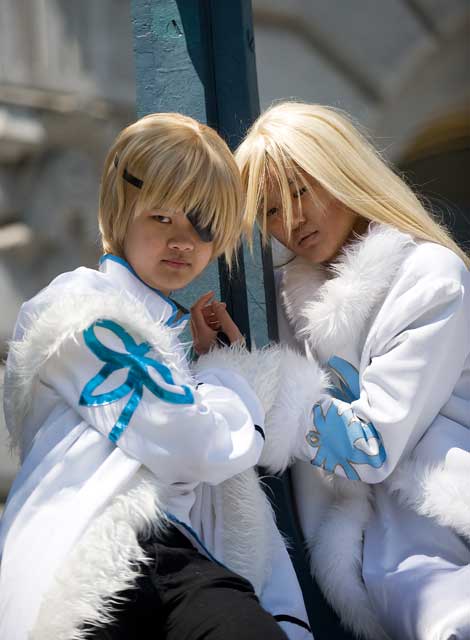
top-left (292, 274), bottom-right (470, 483)
top-left (39, 316), bottom-right (264, 486)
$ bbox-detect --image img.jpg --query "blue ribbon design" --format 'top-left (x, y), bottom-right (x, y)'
top-left (327, 355), bottom-right (360, 403)
top-left (79, 319), bottom-right (194, 443)
top-left (306, 356), bottom-right (386, 480)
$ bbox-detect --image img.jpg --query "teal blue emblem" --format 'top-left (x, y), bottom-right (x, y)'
top-left (306, 356), bottom-right (386, 480)
top-left (80, 319), bottom-right (194, 443)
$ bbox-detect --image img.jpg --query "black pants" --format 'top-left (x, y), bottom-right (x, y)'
top-left (85, 526), bottom-right (288, 640)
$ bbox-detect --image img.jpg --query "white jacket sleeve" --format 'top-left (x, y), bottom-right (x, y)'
top-left (293, 274), bottom-right (470, 483)
top-left (259, 526), bottom-right (313, 640)
top-left (39, 317), bottom-right (264, 485)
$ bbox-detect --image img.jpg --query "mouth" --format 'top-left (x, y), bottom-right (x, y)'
top-left (298, 230), bottom-right (319, 247)
top-left (161, 258), bottom-right (191, 270)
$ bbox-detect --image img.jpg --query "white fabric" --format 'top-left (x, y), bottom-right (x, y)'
top-left (261, 525), bottom-right (313, 640)
top-left (277, 224), bottom-right (470, 640)
top-left (0, 256), bottom-right (311, 640)
top-left (39, 331), bottom-right (262, 486)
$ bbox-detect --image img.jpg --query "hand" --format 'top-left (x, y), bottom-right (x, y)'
top-left (190, 291), bottom-right (244, 355)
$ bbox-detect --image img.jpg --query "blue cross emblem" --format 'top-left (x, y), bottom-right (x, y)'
top-left (80, 319), bottom-right (194, 443)
top-left (306, 356), bottom-right (386, 480)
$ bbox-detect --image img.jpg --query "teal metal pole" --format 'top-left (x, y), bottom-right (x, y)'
top-left (130, 0), bottom-right (263, 348)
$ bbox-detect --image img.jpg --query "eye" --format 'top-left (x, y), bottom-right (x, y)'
top-left (267, 207), bottom-right (278, 218)
top-left (293, 186), bottom-right (307, 199)
top-left (151, 214), bottom-right (171, 223)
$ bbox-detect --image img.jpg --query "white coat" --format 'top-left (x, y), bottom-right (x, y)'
top-left (262, 224), bottom-right (470, 640)
top-left (0, 255), bottom-right (313, 640)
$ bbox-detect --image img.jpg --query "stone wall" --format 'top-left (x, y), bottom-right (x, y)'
top-left (0, 0), bottom-right (136, 494)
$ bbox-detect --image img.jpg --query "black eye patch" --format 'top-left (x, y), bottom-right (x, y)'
top-left (186, 209), bottom-right (214, 243)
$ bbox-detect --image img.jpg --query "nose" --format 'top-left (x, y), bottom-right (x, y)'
top-left (291, 202), bottom-right (306, 229)
top-left (168, 234), bottom-right (194, 252)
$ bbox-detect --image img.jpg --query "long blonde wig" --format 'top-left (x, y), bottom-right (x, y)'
top-left (99, 112), bottom-right (243, 263)
top-left (235, 101), bottom-right (469, 268)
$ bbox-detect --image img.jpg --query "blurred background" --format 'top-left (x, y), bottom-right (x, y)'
top-left (1, 0), bottom-right (469, 499)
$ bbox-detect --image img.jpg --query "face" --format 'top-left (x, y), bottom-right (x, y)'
top-left (123, 208), bottom-right (214, 295)
top-left (265, 175), bottom-right (357, 264)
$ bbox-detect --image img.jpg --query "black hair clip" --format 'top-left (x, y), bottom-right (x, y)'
top-left (114, 155), bottom-right (143, 189)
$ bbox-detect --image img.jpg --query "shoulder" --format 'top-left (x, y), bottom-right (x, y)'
top-left (14, 266), bottom-right (178, 360)
top-left (371, 241), bottom-right (469, 346)
top-left (14, 267), bottom-right (107, 340)
top-left (398, 241), bottom-right (468, 286)
top-left (28, 266), bottom-right (108, 305)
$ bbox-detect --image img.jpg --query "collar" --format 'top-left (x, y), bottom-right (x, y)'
top-left (99, 254), bottom-right (190, 330)
top-left (280, 223), bottom-right (415, 361)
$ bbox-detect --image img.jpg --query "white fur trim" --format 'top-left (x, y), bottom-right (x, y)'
top-left (195, 343), bottom-right (329, 473)
top-left (308, 487), bottom-right (390, 640)
top-left (32, 468), bottom-right (167, 640)
top-left (194, 343), bottom-right (283, 414)
top-left (30, 459), bottom-right (281, 638)
top-left (221, 469), bottom-right (276, 594)
top-left (32, 470), bottom-right (277, 638)
top-left (5, 291), bottom-right (189, 458)
top-left (387, 457), bottom-right (470, 542)
top-left (281, 224), bottom-right (415, 362)
top-left (261, 349), bottom-right (329, 473)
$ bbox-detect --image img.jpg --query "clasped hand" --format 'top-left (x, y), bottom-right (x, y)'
top-left (190, 291), bottom-right (244, 355)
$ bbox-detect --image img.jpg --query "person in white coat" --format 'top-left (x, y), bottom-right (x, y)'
top-left (235, 102), bottom-right (470, 640)
top-left (0, 112), bottom-right (314, 640)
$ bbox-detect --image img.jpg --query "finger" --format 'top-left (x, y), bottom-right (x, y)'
top-left (204, 298), bottom-right (219, 309)
top-left (191, 294), bottom-right (215, 331)
top-left (206, 306), bottom-right (221, 328)
top-left (212, 302), bottom-right (232, 324)
top-left (201, 302), bottom-right (217, 322)
top-left (213, 304), bottom-right (243, 343)
top-left (190, 291), bottom-right (214, 312)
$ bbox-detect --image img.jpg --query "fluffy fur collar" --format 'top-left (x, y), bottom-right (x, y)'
top-left (4, 290), bottom-right (190, 459)
top-left (281, 224), bottom-right (415, 362)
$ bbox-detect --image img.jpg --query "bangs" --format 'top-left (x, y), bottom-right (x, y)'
top-left (239, 134), bottom-right (308, 244)
top-left (122, 124), bottom-right (242, 261)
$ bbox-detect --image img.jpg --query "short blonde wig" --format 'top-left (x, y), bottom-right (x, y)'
top-left (236, 101), bottom-right (469, 268)
top-left (99, 112), bottom-right (243, 263)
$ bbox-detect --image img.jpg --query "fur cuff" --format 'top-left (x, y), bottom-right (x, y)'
top-left (194, 343), bottom-right (284, 414)
top-left (194, 344), bottom-right (328, 473)
top-left (387, 455), bottom-right (470, 542)
top-left (260, 350), bottom-right (329, 473)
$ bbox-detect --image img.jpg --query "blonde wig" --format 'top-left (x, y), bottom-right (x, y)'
top-left (235, 101), bottom-right (469, 268)
top-left (99, 112), bottom-right (243, 263)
